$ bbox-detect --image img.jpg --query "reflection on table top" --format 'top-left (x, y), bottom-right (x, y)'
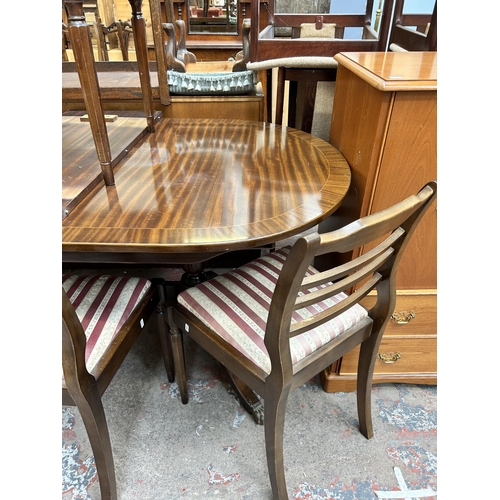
top-left (62, 118), bottom-right (351, 262)
top-left (62, 111), bottom-right (153, 218)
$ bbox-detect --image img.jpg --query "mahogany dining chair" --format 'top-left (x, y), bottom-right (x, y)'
top-left (62, 275), bottom-right (173, 500)
top-left (166, 181), bottom-right (437, 500)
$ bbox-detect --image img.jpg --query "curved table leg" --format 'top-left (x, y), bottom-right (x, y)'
top-left (226, 370), bottom-right (264, 425)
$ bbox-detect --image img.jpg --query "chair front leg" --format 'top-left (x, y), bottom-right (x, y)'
top-left (264, 386), bottom-right (291, 500)
top-left (356, 334), bottom-right (379, 440)
top-left (71, 386), bottom-right (117, 500)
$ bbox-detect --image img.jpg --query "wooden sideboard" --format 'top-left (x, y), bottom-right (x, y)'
top-left (320, 51), bottom-right (437, 392)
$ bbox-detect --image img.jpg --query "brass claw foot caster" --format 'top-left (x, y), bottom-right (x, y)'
top-left (227, 370), bottom-right (264, 425)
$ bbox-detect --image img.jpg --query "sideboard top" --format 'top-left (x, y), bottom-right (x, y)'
top-left (334, 52), bottom-right (437, 92)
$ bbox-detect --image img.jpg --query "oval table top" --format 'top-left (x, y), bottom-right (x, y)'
top-left (62, 118), bottom-right (351, 264)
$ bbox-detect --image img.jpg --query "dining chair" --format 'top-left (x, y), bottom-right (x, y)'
top-left (247, 0), bottom-right (393, 132)
top-left (272, 20), bottom-right (337, 135)
top-left (388, 0), bottom-right (437, 52)
top-left (62, 274), bottom-right (173, 500)
top-left (96, 19), bottom-right (135, 61)
top-left (247, 56), bottom-right (337, 136)
top-left (166, 181), bottom-right (437, 499)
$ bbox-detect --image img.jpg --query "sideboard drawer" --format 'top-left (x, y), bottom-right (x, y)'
top-left (339, 336), bottom-right (437, 375)
top-left (360, 290), bottom-right (436, 336)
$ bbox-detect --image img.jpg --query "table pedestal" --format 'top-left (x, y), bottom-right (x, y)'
top-left (180, 262), bottom-right (218, 287)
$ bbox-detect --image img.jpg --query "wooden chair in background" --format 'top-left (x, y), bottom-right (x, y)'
top-left (95, 18), bottom-right (135, 61)
top-left (62, 0), bottom-right (160, 220)
top-left (167, 182), bottom-right (437, 500)
top-left (389, 0), bottom-right (437, 52)
top-left (62, 22), bottom-right (70, 61)
top-left (62, 275), bottom-right (174, 500)
top-left (271, 62), bottom-right (337, 135)
top-left (248, 0), bottom-right (395, 128)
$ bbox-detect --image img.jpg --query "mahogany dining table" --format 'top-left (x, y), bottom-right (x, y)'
top-left (62, 117), bottom-right (351, 421)
top-left (62, 118), bottom-right (351, 281)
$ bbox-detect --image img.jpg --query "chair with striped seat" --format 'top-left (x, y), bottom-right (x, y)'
top-left (62, 274), bottom-right (173, 500)
top-left (167, 182), bottom-right (437, 500)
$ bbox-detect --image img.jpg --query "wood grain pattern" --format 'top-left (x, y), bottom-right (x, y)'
top-left (321, 51), bottom-right (437, 392)
top-left (65, 0), bottom-right (114, 184)
top-left (62, 118), bottom-right (351, 262)
top-left (62, 112), bottom-right (152, 219)
top-left (368, 91), bottom-right (437, 289)
top-left (334, 52), bottom-right (437, 91)
top-left (338, 336), bottom-right (437, 375)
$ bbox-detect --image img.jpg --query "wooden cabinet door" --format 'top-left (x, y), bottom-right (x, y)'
top-left (369, 90), bottom-right (437, 290)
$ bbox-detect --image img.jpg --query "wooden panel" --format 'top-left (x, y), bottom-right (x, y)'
top-left (328, 65), bottom-right (392, 228)
top-left (339, 336), bottom-right (437, 375)
top-left (320, 366), bottom-right (436, 393)
top-left (162, 96), bottom-right (264, 120)
top-left (369, 91), bottom-right (437, 289)
top-left (62, 96), bottom-right (264, 121)
top-left (97, 0), bottom-right (115, 26)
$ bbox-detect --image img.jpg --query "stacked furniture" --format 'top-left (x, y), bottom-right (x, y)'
top-left (62, 0), bottom-right (158, 220)
top-left (62, 0), bottom-right (265, 121)
top-left (247, 0), bottom-right (394, 127)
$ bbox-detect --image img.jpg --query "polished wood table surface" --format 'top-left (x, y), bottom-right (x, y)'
top-left (62, 111), bottom-right (155, 220)
top-left (62, 118), bottom-right (351, 269)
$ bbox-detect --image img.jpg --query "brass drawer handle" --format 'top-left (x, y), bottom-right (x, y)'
top-left (391, 310), bottom-right (415, 324)
top-left (378, 352), bottom-right (401, 364)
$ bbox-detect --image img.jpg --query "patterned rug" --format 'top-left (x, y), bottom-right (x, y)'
top-left (62, 316), bottom-right (437, 500)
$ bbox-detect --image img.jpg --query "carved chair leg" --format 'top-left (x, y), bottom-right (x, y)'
top-left (264, 387), bottom-right (291, 500)
top-left (356, 335), bottom-right (378, 440)
top-left (72, 389), bottom-right (117, 500)
top-left (167, 307), bottom-right (188, 404)
top-left (156, 283), bottom-right (175, 382)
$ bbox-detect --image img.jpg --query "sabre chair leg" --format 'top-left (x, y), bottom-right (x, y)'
top-left (356, 336), bottom-right (378, 440)
top-left (156, 283), bottom-right (175, 382)
top-left (264, 388), bottom-right (291, 500)
top-left (75, 392), bottom-right (117, 500)
top-left (167, 307), bottom-right (189, 404)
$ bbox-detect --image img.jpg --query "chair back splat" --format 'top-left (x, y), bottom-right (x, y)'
top-left (167, 181), bottom-right (437, 499)
top-left (388, 0), bottom-right (437, 52)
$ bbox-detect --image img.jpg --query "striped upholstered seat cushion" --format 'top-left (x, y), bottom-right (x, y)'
top-left (62, 274), bottom-right (152, 376)
top-left (177, 247), bottom-right (368, 374)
